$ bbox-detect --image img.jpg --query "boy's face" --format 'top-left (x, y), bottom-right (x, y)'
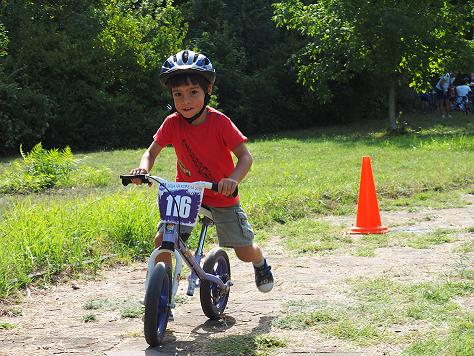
top-left (171, 81), bottom-right (211, 119)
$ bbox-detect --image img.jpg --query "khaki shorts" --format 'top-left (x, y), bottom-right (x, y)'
top-left (158, 203), bottom-right (254, 247)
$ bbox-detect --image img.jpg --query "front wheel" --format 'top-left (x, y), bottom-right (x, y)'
top-left (144, 262), bottom-right (172, 346)
top-left (200, 248), bottom-right (231, 319)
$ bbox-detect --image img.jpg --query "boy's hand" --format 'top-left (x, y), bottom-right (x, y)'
top-left (129, 168), bottom-right (148, 185)
top-left (218, 177), bottom-right (238, 197)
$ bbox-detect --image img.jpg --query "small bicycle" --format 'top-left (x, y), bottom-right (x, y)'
top-left (120, 174), bottom-right (235, 346)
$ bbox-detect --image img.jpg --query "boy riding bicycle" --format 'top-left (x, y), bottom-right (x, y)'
top-left (130, 50), bottom-right (273, 293)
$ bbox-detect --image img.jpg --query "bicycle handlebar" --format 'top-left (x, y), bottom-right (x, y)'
top-left (119, 174), bottom-right (238, 198)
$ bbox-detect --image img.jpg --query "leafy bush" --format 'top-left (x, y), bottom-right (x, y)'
top-left (0, 143), bottom-right (78, 193)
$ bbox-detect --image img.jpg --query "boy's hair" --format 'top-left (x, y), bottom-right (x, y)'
top-left (165, 73), bottom-right (210, 93)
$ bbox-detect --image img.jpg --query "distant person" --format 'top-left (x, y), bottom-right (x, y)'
top-left (435, 71), bottom-right (456, 118)
top-left (419, 90), bottom-right (433, 112)
top-left (455, 77), bottom-right (472, 113)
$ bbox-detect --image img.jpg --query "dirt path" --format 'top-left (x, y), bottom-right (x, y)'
top-left (1, 195), bottom-right (473, 356)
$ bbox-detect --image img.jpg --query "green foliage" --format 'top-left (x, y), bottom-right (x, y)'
top-left (272, 0), bottom-right (474, 128)
top-left (0, 143), bottom-right (78, 193)
top-left (0, 21), bottom-right (8, 56)
top-left (273, 0), bottom-right (473, 100)
top-left (0, 65), bottom-right (53, 153)
top-left (180, 0), bottom-right (314, 134)
top-left (0, 1), bottom-right (473, 150)
top-left (0, 0), bottom-right (186, 152)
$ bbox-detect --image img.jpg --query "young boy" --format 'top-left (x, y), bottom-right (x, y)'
top-left (130, 50), bottom-right (273, 293)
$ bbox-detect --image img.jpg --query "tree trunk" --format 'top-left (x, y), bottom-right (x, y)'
top-left (388, 79), bottom-right (397, 130)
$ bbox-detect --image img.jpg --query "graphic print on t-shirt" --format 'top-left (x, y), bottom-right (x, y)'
top-left (177, 160), bottom-right (191, 176)
top-left (182, 138), bottom-right (215, 182)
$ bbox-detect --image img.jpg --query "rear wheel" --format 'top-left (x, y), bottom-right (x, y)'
top-left (144, 262), bottom-right (171, 346)
top-left (200, 248), bottom-right (231, 319)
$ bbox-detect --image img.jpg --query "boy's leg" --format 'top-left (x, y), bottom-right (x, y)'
top-left (233, 244), bottom-right (263, 263)
top-left (154, 232), bottom-right (172, 267)
top-left (209, 204), bottom-right (273, 293)
top-left (234, 244), bottom-right (274, 293)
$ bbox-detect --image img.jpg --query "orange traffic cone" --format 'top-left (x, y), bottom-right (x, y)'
top-left (350, 156), bottom-right (389, 234)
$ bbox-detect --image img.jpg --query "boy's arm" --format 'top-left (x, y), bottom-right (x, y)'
top-left (129, 141), bottom-right (163, 183)
top-left (218, 142), bottom-right (253, 196)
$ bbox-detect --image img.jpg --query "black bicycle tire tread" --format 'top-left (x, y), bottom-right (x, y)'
top-left (144, 263), bottom-right (171, 346)
top-left (199, 248), bottom-right (231, 320)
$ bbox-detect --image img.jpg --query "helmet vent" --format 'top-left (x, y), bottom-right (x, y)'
top-left (193, 53), bottom-right (199, 63)
top-left (182, 50), bottom-right (189, 63)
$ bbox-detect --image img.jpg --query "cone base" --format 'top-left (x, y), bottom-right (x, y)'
top-left (349, 225), bottom-right (389, 235)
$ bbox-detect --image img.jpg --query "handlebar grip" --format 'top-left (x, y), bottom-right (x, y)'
top-left (120, 174), bottom-right (150, 186)
top-left (232, 186), bottom-right (239, 198)
top-left (211, 183), bottom-right (239, 198)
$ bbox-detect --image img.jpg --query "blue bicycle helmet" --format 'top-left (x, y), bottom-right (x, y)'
top-left (160, 50), bottom-right (216, 85)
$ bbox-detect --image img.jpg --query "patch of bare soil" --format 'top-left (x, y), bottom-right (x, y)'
top-left (1, 195), bottom-right (473, 356)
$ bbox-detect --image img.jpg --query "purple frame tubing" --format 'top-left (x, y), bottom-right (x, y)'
top-left (174, 229), bottom-right (227, 289)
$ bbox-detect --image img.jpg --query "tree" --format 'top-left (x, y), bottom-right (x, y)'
top-left (0, 0), bottom-right (186, 152)
top-left (178, 0), bottom-right (313, 134)
top-left (273, 0), bottom-right (474, 129)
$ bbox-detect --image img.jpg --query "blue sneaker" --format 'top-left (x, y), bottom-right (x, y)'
top-left (254, 260), bottom-right (274, 293)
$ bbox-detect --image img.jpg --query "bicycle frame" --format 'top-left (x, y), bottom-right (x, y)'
top-left (143, 175), bottom-right (231, 305)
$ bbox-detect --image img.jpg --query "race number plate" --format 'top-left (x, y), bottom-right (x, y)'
top-left (158, 182), bottom-right (204, 226)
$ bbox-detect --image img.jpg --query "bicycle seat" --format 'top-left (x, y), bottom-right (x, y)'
top-left (199, 205), bottom-right (214, 221)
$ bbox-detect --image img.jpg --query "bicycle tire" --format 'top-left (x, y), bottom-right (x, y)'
top-left (199, 248), bottom-right (231, 319)
top-left (144, 262), bottom-right (171, 346)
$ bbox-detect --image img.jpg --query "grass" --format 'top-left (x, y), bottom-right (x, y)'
top-left (82, 314), bottom-right (97, 323)
top-left (83, 299), bottom-right (116, 311)
top-left (455, 239), bottom-right (474, 253)
top-left (82, 297), bottom-right (143, 319)
top-left (273, 263), bottom-right (474, 349)
top-left (120, 305), bottom-right (143, 319)
top-left (0, 113), bottom-right (473, 298)
top-left (205, 334), bottom-right (286, 356)
top-left (402, 316), bottom-right (474, 355)
top-left (0, 321), bottom-right (16, 330)
top-left (268, 221), bottom-right (463, 257)
top-left (395, 228), bottom-right (456, 248)
top-left (270, 218), bottom-right (350, 254)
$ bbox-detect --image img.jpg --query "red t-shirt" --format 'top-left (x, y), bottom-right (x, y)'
top-left (153, 107), bottom-right (247, 207)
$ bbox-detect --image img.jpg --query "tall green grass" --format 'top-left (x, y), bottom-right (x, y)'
top-left (0, 189), bottom-right (157, 296)
top-left (0, 114), bottom-right (473, 298)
